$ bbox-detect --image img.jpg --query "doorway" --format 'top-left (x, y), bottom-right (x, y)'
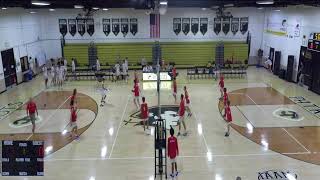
top-left (1, 48), bottom-right (17, 87)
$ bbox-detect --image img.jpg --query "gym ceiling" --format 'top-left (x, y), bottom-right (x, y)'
top-left (0, 0), bottom-right (319, 9)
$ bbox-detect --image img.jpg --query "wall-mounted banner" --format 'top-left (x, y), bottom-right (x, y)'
top-left (77, 19), bottom-right (86, 36)
top-left (130, 18), bottom-right (138, 36)
top-left (121, 18), bottom-right (129, 37)
top-left (59, 19), bottom-right (67, 37)
top-left (200, 18), bottom-right (208, 35)
top-left (191, 18), bottom-right (199, 35)
top-left (182, 18), bottom-right (190, 35)
top-left (231, 18), bottom-right (239, 35)
top-left (222, 17), bottom-right (230, 35)
top-left (102, 19), bottom-right (111, 36)
top-left (240, 17), bottom-right (249, 34)
top-left (68, 19), bottom-right (76, 36)
top-left (86, 19), bottom-right (94, 36)
top-left (112, 18), bottom-right (120, 36)
top-left (173, 18), bottom-right (182, 35)
top-left (214, 18), bottom-right (221, 35)
top-left (258, 170), bottom-right (298, 180)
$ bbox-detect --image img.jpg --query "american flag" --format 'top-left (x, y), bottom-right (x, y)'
top-left (150, 13), bottom-right (160, 38)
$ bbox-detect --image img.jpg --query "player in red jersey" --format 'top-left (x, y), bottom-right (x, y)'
top-left (218, 73), bottom-right (224, 99)
top-left (172, 78), bottom-right (177, 103)
top-left (177, 94), bottom-right (187, 136)
top-left (134, 70), bottom-right (139, 84)
top-left (26, 98), bottom-right (38, 133)
top-left (223, 87), bottom-right (229, 117)
top-left (168, 127), bottom-right (179, 178)
top-left (132, 80), bottom-right (141, 109)
top-left (224, 100), bottom-right (232, 137)
top-left (70, 88), bottom-right (77, 108)
top-left (140, 97), bottom-right (149, 133)
top-left (172, 65), bottom-right (177, 78)
top-left (184, 86), bottom-right (192, 117)
top-left (69, 105), bottom-right (79, 139)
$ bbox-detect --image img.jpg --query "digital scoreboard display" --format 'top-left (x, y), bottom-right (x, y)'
top-left (1, 140), bottom-right (44, 176)
top-left (308, 33), bottom-right (320, 52)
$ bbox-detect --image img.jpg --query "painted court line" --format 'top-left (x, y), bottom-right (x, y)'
top-left (235, 105), bottom-right (255, 128)
top-left (109, 95), bottom-right (130, 158)
top-left (26, 96), bottom-right (71, 140)
top-left (282, 128), bottom-right (310, 153)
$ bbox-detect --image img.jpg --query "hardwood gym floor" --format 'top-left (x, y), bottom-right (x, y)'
top-left (0, 67), bottom-right (320, 179)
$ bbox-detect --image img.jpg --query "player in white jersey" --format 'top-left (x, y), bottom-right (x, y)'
top-left (43, 65), bottom-right (48, 88)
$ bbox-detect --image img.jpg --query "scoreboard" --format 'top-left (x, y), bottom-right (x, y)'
top-left (1, 140), bottom-right (44, 176)
top-left (308, 33), bottom-right (320, 52)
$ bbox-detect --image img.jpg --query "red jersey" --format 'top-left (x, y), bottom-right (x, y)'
top-left (71, 109), bottom-right (77, 122)
top-left (179, 100), bottom-right (185, 116)
top-left (185, 90), bottom-right (190, 104)
top-left (223, 92), bottom-right (228, 104)
top-left (219, 78), bottom-right (224, 88)
top-left (167, 136), bottom-right (179, 159)
top-left (133, 84), bottom-right (140, 97)
top-left (173, 81), bottom-right (177, 93)
top-left (172, 68), bottom-right (177, 78)
top-left (140, 103), bottom-right (148, 119)
top-left (26, 102), bottom-right (37, 114)
top-left (225, 106), bottom-right (232, 122)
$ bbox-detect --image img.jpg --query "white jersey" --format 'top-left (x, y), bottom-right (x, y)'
top-left (115, 64), bottom-right (120, 75)
top-left (43, 66), bottom-right (48, 79)
top-left (72, 61), bottom-right (75, 72)
top-left (59, 67), bottom-right (64, 80)
top-left (122, 63), bottom-right (127, 74)
top-left (96, 60), bottom-right (101, 71)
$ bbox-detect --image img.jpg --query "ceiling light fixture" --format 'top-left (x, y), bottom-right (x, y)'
top-left (31, 0), bottom-right (50, 6)
top-left (92, 7), bottom-right (99, 10)
top-left (102, 8), bottom-right (109, 11)
top-left (159, 1), bottom-right (168, 5)
top-left (257, 7), bottom-right (264, 10)
top-left (256, 0), bottom-right (274, 5)
top-left (274, 9), bottom-right (281, 11)
top-left (49, 8), bottom-right (55, 11)
top-left (2, 7), bottom-right (7, 10)
top-left (74, 5), bottom-right (84, 9)
top-left (30, 11), bottom-right (37, 14)
top-left (201, 8), bottom-right (207, 11)
top-left (224, 4), bottom-right (234, 7)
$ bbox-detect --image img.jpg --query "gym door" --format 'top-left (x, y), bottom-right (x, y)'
top-left (1, 49), bottom-right (17, 87)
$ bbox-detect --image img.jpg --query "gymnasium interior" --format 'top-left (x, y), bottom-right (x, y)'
top-left (0, 0), bottom-right (320, 179)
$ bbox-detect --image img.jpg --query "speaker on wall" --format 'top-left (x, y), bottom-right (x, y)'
top-left (286, 55), bottom-right (294, 82)
top-left (273, 51), bottom-right (281, 75)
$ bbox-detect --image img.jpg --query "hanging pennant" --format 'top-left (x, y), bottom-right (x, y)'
top-left (182, 18), bottom-right (190, 35)
top-left (59, 19), bottom-right (67, 37)
top-left (222, 17), bottom-right (230, 35)
top-left (214, 18), bottom-right (221, 35)
top-left (130, 18), bottom-right (138, 36)
top-left (102, 19), bottom-right (111, 36)
top-left (240, 17), bottom-right (249, 34)
top-left (191, 18), bottom-right (199, 35)
top-left (121, 18), bottom-right (129, 37)
top-left (77, 19), bottom-right (86, 36)
top-left (231, 18), bottom-right (240, 35)
top-left (200, 18), bottom-right (208, 35)
top-left (112, 18), bottom-right (120, 36)
top-left (173, 18), bottom-right (181, 35)
top-left (86, 19), bottom-right (94, 36)
top-left (68, 19), bottom-right (76, 36)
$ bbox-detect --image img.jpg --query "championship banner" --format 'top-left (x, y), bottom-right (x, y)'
top-left (231, 18), bottom-right (239, 35)
top-left (191, 18), bottom-right (199, 35)
top-left (102, 19), bottom-right (111, 36)
top-left (68, 19), bottom-right (76, 36)
top-left (182, 18), bottom-right (190, 35)
top-left (77, 19), bottom-right (86, 36)
top-left (173, 18), bottom-right (181, 35)
top-left (214, 18), bottom-right (221, 35)
top-left (112, 18), bottom-right (120, 36)
top-left (240, 17), bottom-right (249, 34)
top-left (121, 18), bottom-right (129, 37)
top-left (130, 18), bottom-right (138, 36)
top-left (59, 19), bottom-right (67, 37)
top-left (200, 18), bottom-right (208, 35)
top-left (222, 17), bottom-right (230, 35)
top-left (86, 19), bottom-right (94, 36)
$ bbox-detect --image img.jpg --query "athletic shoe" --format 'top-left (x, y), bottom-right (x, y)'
top-left (75, 135), bottom-right (80, 140)
top-left (177, 132), bottom-right (181, 136)
top-left (170, 173), bottom-right (175, 178)
top-left (175, 171), bottom-right (179, 176)
top-left (183, 132), bottom-right (188, 136)
top-left (225, 132), bottom-right (229, 137)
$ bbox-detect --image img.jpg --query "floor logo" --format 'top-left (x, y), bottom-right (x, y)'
top-left (258, 170), bottom-right (298, 180)
top-left (124, 105), bottom-right (179, 130)
top-left (273, 108), bottom-right (304, 122)
top-left (9, 116), bottom-right (42, 128)
top-left (0, 102), bottom-right (23, 121)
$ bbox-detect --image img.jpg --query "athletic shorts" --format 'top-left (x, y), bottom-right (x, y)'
top-left (173, 92), bottom-right (177, 96)
top-left (169, 157), bottom-right (177, 164)
top-left (29, 113), bottom-right (36, 125)
top-left (134, 96), bottom-right (140, 101)
top-left (143, 118), bottom-right (148, 122)
top-left (178, 114), bottom-right (185, 123)
top-left (185, 102), bottom-right (190, 107)
top-left (70, 122), bottom-right (77, 129)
